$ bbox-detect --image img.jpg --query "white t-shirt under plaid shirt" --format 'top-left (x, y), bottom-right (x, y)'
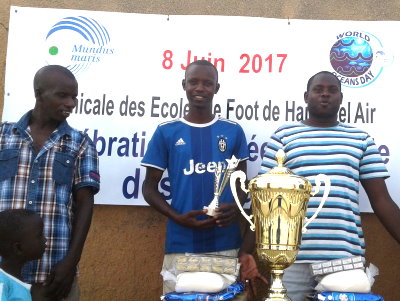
top-left (259, 122), bottom-right (389, 263)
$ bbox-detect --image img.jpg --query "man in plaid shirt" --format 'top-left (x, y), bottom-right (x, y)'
top-left (0, 65), bottom-right (100, 300)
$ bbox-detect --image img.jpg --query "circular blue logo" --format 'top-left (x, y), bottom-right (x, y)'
top-left (329, 31), bottom-right (392, 88)
top-left (330, 37), bottom-right (373, 77)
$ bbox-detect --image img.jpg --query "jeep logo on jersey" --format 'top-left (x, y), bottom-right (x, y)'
top-left (183, 160), bottom-right (226, 175)
top-left (217, 135), bottom-right (227, 152)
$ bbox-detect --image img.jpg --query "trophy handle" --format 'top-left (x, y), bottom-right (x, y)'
top-left (230, 171), bottom-right (256, 231)
top-left (302, 174), bottom-right (331, 233)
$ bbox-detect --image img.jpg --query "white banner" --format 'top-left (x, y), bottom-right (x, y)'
top-left (3, 6), bottom-right (399, 211)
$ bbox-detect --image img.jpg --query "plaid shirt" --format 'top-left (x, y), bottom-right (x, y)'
top-left (0, 111), bottom-right (100, 283)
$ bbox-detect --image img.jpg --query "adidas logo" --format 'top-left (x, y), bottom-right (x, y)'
top-left (175, 138), bottom-right (186, 146)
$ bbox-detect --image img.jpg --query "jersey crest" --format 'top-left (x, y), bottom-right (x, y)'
top-left (217, 135), bottom-right (227, 152)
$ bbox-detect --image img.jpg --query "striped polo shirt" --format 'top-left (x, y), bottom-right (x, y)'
top-left (259, 122), bottom-right (389, 262)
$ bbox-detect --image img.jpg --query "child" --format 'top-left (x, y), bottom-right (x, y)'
top-left (0, 209), bottom-right (46, 301)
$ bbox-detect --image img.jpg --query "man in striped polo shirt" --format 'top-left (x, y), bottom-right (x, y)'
top-left (260, 71), bottom-right (400, 301)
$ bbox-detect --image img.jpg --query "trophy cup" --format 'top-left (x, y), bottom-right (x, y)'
top-left (204, 155), bottom-right (240, 216)
top-left (229, 149), bottom-right (331, 301)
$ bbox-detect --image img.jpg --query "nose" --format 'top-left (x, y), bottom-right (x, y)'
top-left (66, 96), bottom-right (77, 108)
top-left (321, 88), bottom-right (330, 97)
top-left (194, 83), bottom-right (205, 92)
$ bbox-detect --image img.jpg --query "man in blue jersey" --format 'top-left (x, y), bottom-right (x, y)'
top-left (142, 60), bottom-right (264, 299)
top-left (259, 71), bottom-right (400, 301)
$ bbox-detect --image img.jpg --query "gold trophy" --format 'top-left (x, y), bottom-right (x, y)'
top-left (230, 149), bottom-right (330, 301)
top-left (204, 155), bottom-right (240, 216)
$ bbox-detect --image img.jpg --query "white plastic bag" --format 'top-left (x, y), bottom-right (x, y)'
top-left (175, 272), bottom-right (236, 293)
top-left (365, 263), bottom-right (379, 288)
top-left (315, 269), bottom-right (371, 293)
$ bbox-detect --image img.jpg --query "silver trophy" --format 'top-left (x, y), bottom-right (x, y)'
top-left (204, 155), bottom-right (240, 216)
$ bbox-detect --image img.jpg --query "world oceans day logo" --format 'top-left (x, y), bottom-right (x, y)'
top-left (330, 30), bottom-right (393, 88)
top-left (45, 16), bottom-right (114, 75)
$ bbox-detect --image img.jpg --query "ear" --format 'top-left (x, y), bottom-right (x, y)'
top-left (214, 83), bottom-right (220, 94)
top-left (182, 79), bottom-right (186, 91)
top-left (304, 91), bottom-right (309, 103)
top-left (34, 89), bottom-right (43, 103)
top-left (12, 241), bottom-right (24, 256)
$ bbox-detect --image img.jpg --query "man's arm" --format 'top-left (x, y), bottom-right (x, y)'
top-left (142, 167), bottom-right (217, 229)
top-left (238, 223), bottom-right (269, 299)
top-left (238, 219), bottom-right (255, 257)
top-left (361, 177), bottom-right (400, 243)
top-left (45, 186), bottom-right (94, 299)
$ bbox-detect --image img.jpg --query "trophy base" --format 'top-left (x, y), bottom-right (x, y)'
top-left (264, 296), bottom-right (291, 301)
top-left (263, 269), bottom-right (292, 301)
top-left (264, 287), bottom-right (292, 301)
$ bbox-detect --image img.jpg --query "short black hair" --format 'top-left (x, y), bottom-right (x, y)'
top-left (184, 59), bottom-right (219, 82)
top-left (0, 209), bottom-right (38, 257)
top-left (306, 71), bottom-right (341, 92)
top-left (33, 65), bottom-right (76, 91)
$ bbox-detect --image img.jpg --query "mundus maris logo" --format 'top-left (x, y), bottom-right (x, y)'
top-left (330, 30), bottom-right (393, 88)
top-left (45, 16), bottom-right (114, 75)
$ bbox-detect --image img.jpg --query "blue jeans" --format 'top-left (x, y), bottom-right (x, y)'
top-left (282, 263), bottom-right (316, 301)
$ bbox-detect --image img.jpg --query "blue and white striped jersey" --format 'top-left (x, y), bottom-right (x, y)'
top-left (259, 122), bottom-right (389, 262)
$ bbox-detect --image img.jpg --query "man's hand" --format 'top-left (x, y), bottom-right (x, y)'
top-left (31, 283), bottom-right (50, 301)
top-left (44, 256), bottom-right (76, 300)
top-left (239, 253), bottom-right (268, 300)
top-left (175, 209), bottom-right (218, 229)
top-left (214, 202), bottom-right (239, 227)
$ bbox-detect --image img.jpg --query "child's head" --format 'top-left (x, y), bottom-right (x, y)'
top-left (0, 209), bottom-right (46, 261)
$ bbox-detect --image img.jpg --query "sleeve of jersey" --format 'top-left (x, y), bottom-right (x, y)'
top-left (359, 135), bottom-right (389, 180)
top-left (235, 125), bottom-right (250, 161)
top-left (259, 132), bottom-right (283, 175)
top-left (74, 136), bottom-right (100, 194)
top-left (141, 126), bottom-right (168, 171)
